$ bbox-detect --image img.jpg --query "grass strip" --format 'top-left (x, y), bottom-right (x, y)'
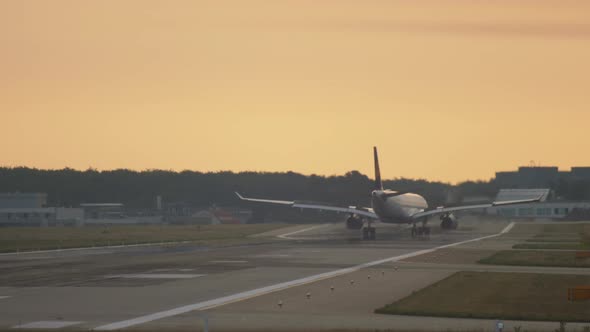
top-left (478, 250), bottom-right (590, 268)
top-left (376, 271), bottom-right (590, 322)
top-left (513, 243), bottom-right (590, 250)
top-left (0, 224), bottom-right (288, 253)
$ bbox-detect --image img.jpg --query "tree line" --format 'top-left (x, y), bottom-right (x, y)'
top-left (0, 167), bottom-right (588, 209)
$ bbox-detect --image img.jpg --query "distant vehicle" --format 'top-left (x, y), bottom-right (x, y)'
top-left (236, 147), bottom-right (540, 240)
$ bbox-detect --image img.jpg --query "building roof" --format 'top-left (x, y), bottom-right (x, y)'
top-left (0, 208), bottom-right (55, 213)
top-left (495, 189), bottom-right (550, 202)
top-left (80, 203), bottom-right (124, 207)
top-left (0, 192), bottom-right (47, 197)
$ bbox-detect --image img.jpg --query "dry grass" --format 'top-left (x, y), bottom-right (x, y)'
top-left (513, 243), bottom-right (590, 250)
top-left (526, 238), bottom-right (582, 242)
top-left (482, 223), bottom-right (590, 267)
top-left (0, 224), bottom-right (288, 253)
top-left (376, 271), bottom-right (590, 322)
top-left (539, 224), bottom-right (587, 233)
top-left (479, 250), bottom-right (590, 268)
top-left (512, 223), bottom-right (590, 250)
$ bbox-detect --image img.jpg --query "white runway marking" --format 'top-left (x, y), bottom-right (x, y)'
top-left (0, 296), bottom-right (11, 300)
top-left (277, 225), bottom-right (327, 239)
top-left (209, 260), bottom-right (248, 264)
top-left (94, 222), bottom-right (514, 331)
top-left (105, 274), bottom-right (205, 279)
top-left (14, 321), bottom-right (82, 329)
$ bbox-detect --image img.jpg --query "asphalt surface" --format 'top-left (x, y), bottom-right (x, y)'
top-left (1, 219), bottom-right (588, 331)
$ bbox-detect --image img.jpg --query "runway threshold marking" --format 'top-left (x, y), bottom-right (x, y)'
top-left (94, 222), bottom-right (514, 331)
top-left (277, 224), bottom-right (327, 239)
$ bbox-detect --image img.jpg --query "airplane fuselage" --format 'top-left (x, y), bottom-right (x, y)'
top-left (371, 190), bottom-right (428, 223)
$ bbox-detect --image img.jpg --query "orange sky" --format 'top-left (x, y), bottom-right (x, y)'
top-left (2, 1), bottom-right (589, 183)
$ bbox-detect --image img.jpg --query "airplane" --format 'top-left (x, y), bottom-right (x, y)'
top-left (235, 147), bottom-right (540, 240)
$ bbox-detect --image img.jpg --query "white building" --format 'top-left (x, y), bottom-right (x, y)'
top-left (489, 201), bottom-right (590, 219)
top-left (494, 188), bottom-right (551, 202)
top-left (0, 207), bottom-right (84, 225)
top-left (486, 189), bottom-right (589, 219)
top-left (0, 193), bottom-right (83, 226)
top-left (0, 193), bottom-right (47, 208)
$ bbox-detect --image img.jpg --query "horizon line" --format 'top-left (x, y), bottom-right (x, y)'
top-left (0, 164), bottom-right (504, 185)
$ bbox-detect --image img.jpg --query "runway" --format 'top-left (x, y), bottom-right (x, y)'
top-left (0, 219), bottom-right (587, 331)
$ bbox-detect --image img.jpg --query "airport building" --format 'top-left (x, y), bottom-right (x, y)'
top-left (495, 166), bottom-right (590, 188)
top-left (0, 192), bottom-right (47, 209)
top-left (486, 189), bottom-right (590, 219)
top-left (0, 208), bottom-right (85, 226)
top-left (489, 201), bottom-right (590, 219)
top-left (80, 203), bottom-right (125, 219)
top-left (490, 166), bottom-right (590, 219)
top-left (0, 192), bottom-right (84, 226)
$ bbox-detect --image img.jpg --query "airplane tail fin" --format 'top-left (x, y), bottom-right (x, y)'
top-left (373, 146), bottom-right (383, 190)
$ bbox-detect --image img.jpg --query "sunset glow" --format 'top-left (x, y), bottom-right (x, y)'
top-left (2, 1), bottom-right (590, 183)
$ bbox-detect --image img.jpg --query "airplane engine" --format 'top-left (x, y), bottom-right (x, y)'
top-left (440, 213), bottom-right (458, 230)
top-left (346, 215), bottom-right (364, 230)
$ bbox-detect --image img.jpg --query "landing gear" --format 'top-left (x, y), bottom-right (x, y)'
top-left (361, 220), bottom-right (376, 240)
top-left (346, 215), bottom-right (364, 230)
top-left (362, 227), bottom-right (376, 240)
top-left (411, 222), bottom-right (430, 238)
top-left (440, 213), bottom-right (458, 230)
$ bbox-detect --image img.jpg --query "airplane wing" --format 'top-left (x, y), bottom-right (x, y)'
top-left (410, 197), bottom-right (542, 220)
top-left (234, 192), bottom-right (292, 205)
top-left (235, 192), bottom-right (378, 219)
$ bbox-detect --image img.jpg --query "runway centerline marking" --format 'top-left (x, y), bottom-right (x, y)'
top-left (94, 222), bottom-right (514, 331)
